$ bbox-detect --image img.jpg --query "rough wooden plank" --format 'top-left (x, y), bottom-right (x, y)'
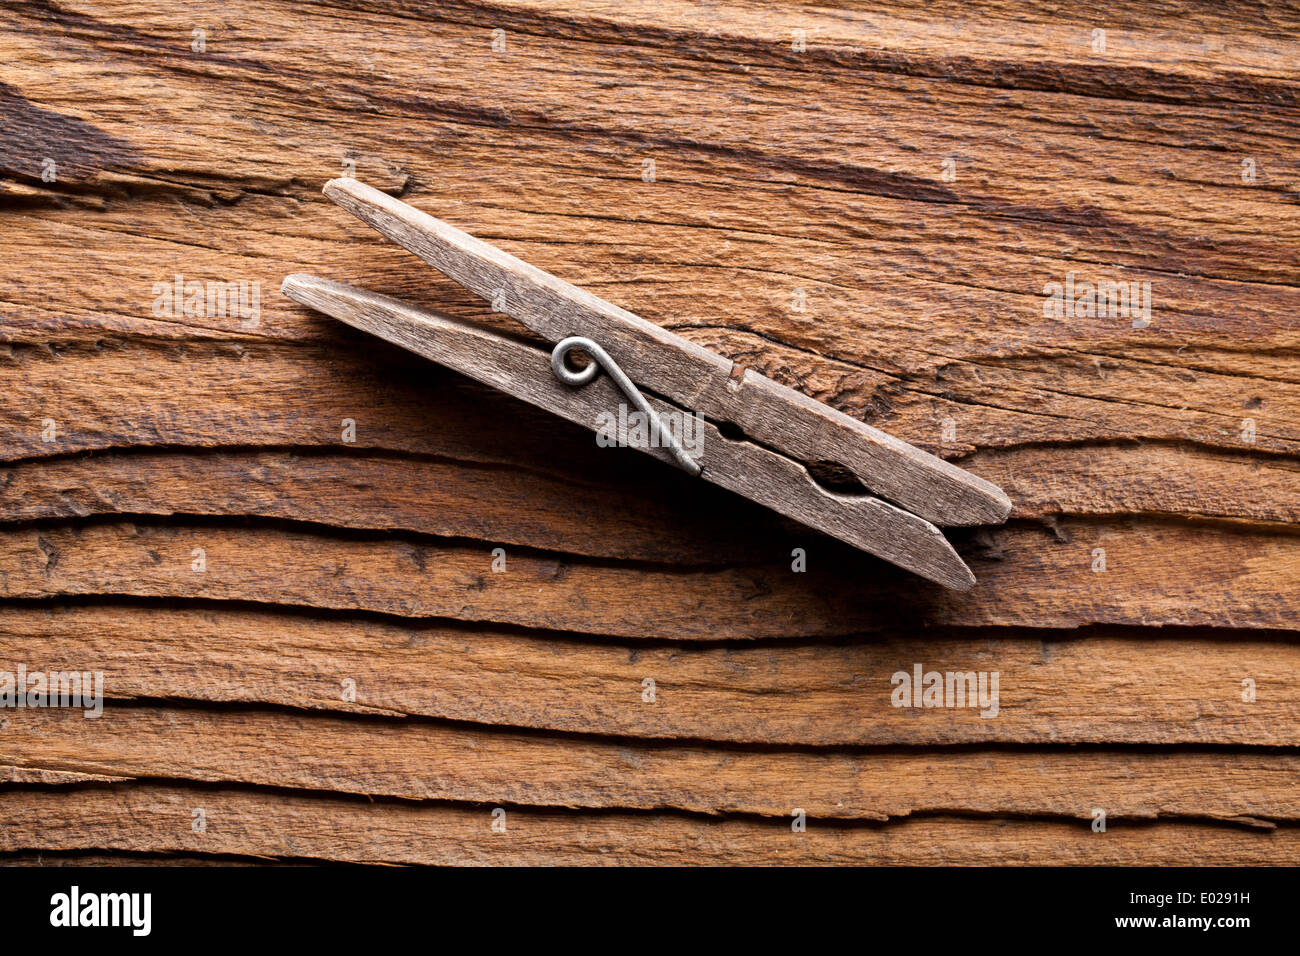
top-left (0, 765), bottom-right (128, 786)
top-left (1, 0), bottom-right (1297, 869)
top-left (0, 853), bottom-right (259, 866)
top-left (3, 342), bottom-right (1295, 528)
top-left (1, 605), bottom-right (1293, 746)
top-left (1, 0), bottom-right (1296, 470)
top-left (964, 444), bottom-right (1300, 524)
top-left (5, 194), bottom-right (1297, 464)
top-left (4, 444), bottom-right (1300, 539)
top-left (2, 705), bottom-right (1296, 823)
top-left (0, 449), bottom-right (779, 564)
top-left (5, 198), bottom-right (1296, 464)
top-left (0, 782), bottom-right (1291, 865)
top-left (1, 518), bottom-right (1295, 635)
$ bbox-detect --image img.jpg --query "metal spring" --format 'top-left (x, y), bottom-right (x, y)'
top-left (550, 336), bottom-right (701, 476)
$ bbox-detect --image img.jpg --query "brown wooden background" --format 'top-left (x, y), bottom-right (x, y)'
top-left (1, 0), bottom-right (1297, 864)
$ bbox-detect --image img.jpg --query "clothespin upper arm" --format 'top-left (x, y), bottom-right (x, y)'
top-left (322, 178), bottom-right (1010, 528)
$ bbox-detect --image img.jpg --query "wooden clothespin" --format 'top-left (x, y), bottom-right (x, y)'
top-left (282, 180), bottom-right (1010, 589)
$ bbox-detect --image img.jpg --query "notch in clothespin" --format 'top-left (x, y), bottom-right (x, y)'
top-left (282, 179), bottom-right (1011, 590)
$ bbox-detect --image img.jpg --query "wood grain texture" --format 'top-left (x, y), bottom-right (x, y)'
top-left (2, 704), bottom-right (1297, 824)
top-left (1, 783), bottom-right (1295, 866)
top-left (0, 0), bottom-right (1297, 865)
top-left (3, 605), bottom-right (1296, 746)
top-left (1, 518), bottom-right (1295, 636)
